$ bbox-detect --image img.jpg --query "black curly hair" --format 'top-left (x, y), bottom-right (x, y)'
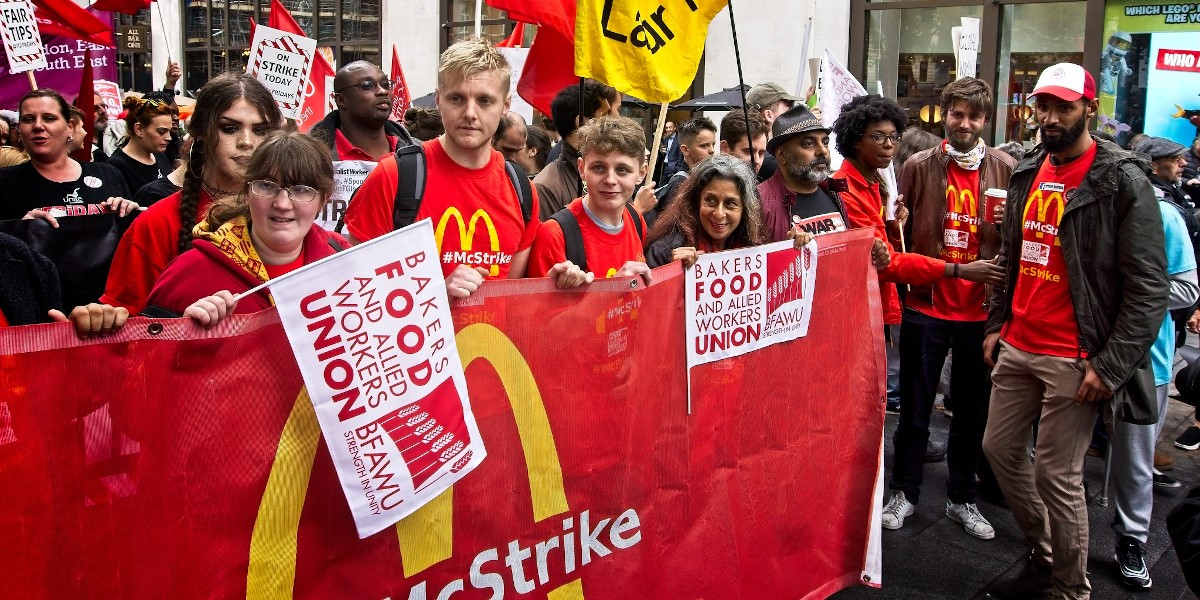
top-left (832, 94), bottom-right (908, 159)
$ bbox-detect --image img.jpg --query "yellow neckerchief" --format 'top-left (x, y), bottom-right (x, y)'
top-left (192, 215), bottom-right (271, 284)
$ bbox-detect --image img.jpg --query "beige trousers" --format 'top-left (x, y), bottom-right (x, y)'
top-left (983, 342), bottom-right (1097, 600)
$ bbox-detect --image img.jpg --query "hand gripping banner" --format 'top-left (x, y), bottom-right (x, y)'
top-left (0, 228), bottom-right (884, 599)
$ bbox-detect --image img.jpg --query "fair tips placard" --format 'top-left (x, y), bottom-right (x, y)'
top-left (0, 0), bottom-right (46, 74)
top-left (267, 219), bottom-right (486, 538)
top-left (245, 24), bottom-right (318, 120)
top-left (684, 240), bottom-right (819, 409)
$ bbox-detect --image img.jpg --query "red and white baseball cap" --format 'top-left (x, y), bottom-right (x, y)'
top-left (1031, 63), bottom-right (1097, 102)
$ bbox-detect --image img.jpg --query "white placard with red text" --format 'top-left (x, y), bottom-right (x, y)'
top-left (684, 239), bottom-right (819, 408)
top-left (93, 80), bottom-right (121, 119)
top-left (246, 24), bottom-right (318, 120)
top-left (267, 219), bottom-right (485, 539)
top-left (0, 0), bottom-right (46, 73)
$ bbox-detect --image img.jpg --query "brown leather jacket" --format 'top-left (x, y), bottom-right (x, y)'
top-left (532, 143), bottom-right (582, 221)
top-left (898, 143), bottom-right (1016, 306)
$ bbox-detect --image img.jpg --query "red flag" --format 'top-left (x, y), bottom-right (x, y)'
top-left (495, 21), bottom-right (526, 48)
top-left (388, 44), bottom-right (411, 123)
top-left (87, 0), bottom-right (151, 14)
top-left (71, 49), bottom-right (96, 163)
top-left (485, 0), bottom-right (576, 115)
top-left (33, 0), bottom-right (115, 47)
top-left (266, 0), bottom-right (334, 131)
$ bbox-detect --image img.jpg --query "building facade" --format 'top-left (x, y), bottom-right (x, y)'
top-left (848, 0), bottom-right (1200, 146)
top-left (148, 0), bottom-right (849, 114)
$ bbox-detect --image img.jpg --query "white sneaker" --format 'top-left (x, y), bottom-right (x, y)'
top-left (946, 501), bottom-right (995, 539)
top-left (881, 492), bottom-right (915, 530)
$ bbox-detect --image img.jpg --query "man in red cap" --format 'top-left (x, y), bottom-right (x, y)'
top-left (981, 63), bottom-right (1167, 600)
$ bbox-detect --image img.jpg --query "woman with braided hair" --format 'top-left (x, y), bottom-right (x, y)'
top-left (100, 73), bottom-right (282, 313)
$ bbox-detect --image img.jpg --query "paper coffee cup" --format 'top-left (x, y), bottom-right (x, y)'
top-left (984, 188), bottom-right (1007, 224)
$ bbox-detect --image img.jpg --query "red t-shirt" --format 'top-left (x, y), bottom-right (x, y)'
top-left (909, 161), bottom-right (987, 322)
top-left (342, 138), bottom-right (539, 278)
top-left (527, 198), bottom-right (647, 278)
top-left (0, 308), bottom-right (8, 328)
top-left (1002, 142), bottom-right (1098, 358)
top-left (100, 190), bottom-right (214, 313)
top-left (264, 250), bottom-right (307, 279)
top-left (334, 129), bottom-right (398, 161)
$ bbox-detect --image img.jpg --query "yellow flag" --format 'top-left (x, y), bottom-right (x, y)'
top-left (574, 0), bottom-right (727, 103)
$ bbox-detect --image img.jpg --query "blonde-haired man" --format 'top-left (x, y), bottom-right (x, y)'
top-left (344, 38), bottom-right (539, 298)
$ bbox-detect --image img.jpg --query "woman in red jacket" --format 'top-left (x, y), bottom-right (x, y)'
top-left (146, 131), bottom-right (345, 325)
top-left (101, 73), bottom-right (283, 313)
top-left (831, 94), bottom-right (1002, 325)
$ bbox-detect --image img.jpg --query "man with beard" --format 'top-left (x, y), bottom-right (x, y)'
top-left (756, 105), bottom-right (851, 243)
top-left (833, 95), bottom-right (1004, 332)
top-left (982, 63), bottom-right (1167, 600)
top-left (883, 78), bottom-right (1015, 538)
top-left (310, 61), bottom-right (414, 162)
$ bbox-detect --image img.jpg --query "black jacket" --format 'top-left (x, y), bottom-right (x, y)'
top-left (0, 232), bottom-right (62, 326)
top-left (308, 110), bottom-right (415, 161)
top-left (987, 138), bottom-right (1167, 424)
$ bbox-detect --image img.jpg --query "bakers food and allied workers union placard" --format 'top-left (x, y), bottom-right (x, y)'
top-left (266, 219), bottom-right (486, 538)
top-left (0, 0), bottom-right (47, 73)
top-left (246, 24), bottom-right (318, 120)
top-left (685, 239), bottom-right (819, 406)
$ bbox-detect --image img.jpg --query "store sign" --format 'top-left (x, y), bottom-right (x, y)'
top-left (117, 25), bottom-right (148, 53)
top-left (1156, 48), bottom-right (1200, 72)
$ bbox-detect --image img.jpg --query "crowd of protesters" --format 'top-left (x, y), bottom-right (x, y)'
top-left (2, 37), bottom-right (1200, 599)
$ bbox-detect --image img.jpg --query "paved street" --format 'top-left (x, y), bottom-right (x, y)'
top-left (832, 395), bottom-right (1199, 600)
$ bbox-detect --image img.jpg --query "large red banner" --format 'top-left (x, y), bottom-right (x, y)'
top-left (0, 229), bottom-right (883, 599)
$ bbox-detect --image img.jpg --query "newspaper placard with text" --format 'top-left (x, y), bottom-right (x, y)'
top-left (0, 0), bottom-right (46, 74)
top-left (318, 159), bottom-right (377, 231)
top-left (267, 219), bottom-right (485, 538)
top-left (245, 24), bottom-right (317, 120)
top-left (685, 239), bottom-right (819, 407)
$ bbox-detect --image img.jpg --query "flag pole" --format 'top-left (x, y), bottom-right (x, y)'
top-left (645, 102), bottom-right (669, 187)
top-left (726, 0), bottom-right (758, 176)
top-left (474, 0), bottom-right (482, 37)
top-left (153, 0), bottom-right (174, 66)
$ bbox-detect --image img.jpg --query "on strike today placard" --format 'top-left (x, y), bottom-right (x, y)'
top-left (245, 24), bottom-right (317, 120)
top-left (0, 0), bottom-right (47, 73)
top-left (684, 239), bottom-right (819, 406)
top-left (267, 219), bottom-right (486, 538)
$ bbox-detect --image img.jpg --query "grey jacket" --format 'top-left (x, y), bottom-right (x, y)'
top-left (987, 138), bottom-right (1167, 424)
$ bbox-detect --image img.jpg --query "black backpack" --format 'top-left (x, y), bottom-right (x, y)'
top-left (387, 144), bottom-right (534, 229)
top-left (548, 204), bottom-right (644, 273)
top-left (334, 143), bottom-right (534, 233)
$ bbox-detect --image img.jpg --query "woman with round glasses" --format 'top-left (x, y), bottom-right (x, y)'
top-left (101, 73), bottom-right (283, 313)
top-left (145, 131), bottom-right (346, 325)
top-left (106, 96), bottom-right (178, 197)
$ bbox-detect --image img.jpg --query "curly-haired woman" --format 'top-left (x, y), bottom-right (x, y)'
top-left (832, 94), bottom-right (1001, 326)
top-left (105, 95), bottom-right (178, 195)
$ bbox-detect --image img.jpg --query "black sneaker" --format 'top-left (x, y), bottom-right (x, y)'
top-left (985, 551), bottom-right (1053, 599)
top-left (1153, 470), bottom-right (1182, 489)
top-left (1115, 536), bottom-right (1152, 589)
top-left (1176, 426), bottom-right (1200, 451)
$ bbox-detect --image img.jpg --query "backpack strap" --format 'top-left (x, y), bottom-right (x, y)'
top-left (505, 159), bottom-right (534, 223)
top-left (392, 144), bottom-right (427, 229)
top-left (625, 203), bottom-right (644, 240)
top-left (549, 207), bottom-right (588, 273)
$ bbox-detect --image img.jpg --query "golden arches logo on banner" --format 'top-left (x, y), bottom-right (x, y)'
top-left (1022, 190), bottom-right (1065, 244)
top-left (945, 185), bottom-right (978, 232)
top-left (245, 324), bottom-right (581, 599)
top-left (436, 208), bottom-right (502, 277)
